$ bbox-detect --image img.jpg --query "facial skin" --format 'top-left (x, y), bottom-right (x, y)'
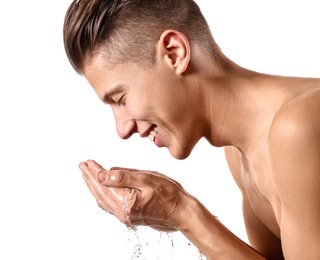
top-left (84, 30), bottom-right (209, 159)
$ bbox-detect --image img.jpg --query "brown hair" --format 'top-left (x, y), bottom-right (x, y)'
top-left (63, 0), bottom-right (217, 74)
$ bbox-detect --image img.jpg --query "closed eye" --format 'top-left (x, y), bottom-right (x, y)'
top-left (101, 85), bottom-right (125, 105)
top-left (116, 95), bottom-right (126, 106)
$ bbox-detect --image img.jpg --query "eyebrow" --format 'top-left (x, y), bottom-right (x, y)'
top-left (101, 85), bottom-right (123, 104)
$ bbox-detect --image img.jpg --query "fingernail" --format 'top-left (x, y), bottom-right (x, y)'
top-left (97, 171), bottom-right (106, 182)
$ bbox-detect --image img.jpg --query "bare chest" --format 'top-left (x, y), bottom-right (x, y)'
top-left (225, 146), bottom-right (282, 238)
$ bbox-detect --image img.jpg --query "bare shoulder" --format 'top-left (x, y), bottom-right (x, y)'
top-left (269, 88), bottom-right (320, 148)
top-left (268, 88), bottom-right (320, 188)
top-left (268, 88), bottom-right (320, 258)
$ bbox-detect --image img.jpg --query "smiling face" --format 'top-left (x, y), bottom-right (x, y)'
top-left (84, 31), bottom-right (208, 159)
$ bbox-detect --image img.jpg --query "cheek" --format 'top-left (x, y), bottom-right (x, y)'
top-left (165, 101), bottom-right (188, 124)
top-left (126, 99), bottom-right (154, 119)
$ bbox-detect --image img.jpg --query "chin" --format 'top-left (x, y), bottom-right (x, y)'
top-left (168, 145), bottom-right (193, 160)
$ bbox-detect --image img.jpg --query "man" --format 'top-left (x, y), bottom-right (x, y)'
top-left (63, 0), bottom-right (320, 259)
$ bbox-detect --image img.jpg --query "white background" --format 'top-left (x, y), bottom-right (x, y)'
top-left (0, 0), bottom-right (319, 259)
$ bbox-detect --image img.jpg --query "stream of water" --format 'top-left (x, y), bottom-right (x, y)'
top-left (126, 226), bottom-right (206, 260)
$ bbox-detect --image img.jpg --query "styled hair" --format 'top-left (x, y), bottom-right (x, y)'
top-left (63, 0), bottom-right (217, 74)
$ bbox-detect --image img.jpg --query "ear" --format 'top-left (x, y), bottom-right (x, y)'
top-left (157, 30), bottom-right (191, 75)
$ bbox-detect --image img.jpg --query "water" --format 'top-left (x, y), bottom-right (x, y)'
top-left (126, 226), bottom-right (206, 260)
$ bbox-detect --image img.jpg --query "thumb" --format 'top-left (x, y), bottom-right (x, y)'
top-left (97, 170), bottom-right (124, 186)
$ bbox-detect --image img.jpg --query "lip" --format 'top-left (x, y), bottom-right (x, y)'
top-left (154, 133), bottom-right (161, 147)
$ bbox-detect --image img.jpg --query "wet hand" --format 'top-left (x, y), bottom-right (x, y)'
top-left (79, 160), bottom-right (189, 232)
top-left (79, 160), bottom-right (138, 225)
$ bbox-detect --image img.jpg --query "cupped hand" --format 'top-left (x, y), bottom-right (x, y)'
top-left (79, 160), bottom-right (190, 232)
top-left (80, 160), bottom-right (138, 225)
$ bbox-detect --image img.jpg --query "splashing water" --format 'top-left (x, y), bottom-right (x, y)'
top-left (126, 226), bottom-right (206, 260)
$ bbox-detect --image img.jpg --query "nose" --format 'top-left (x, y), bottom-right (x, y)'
top-left (116, 119), bottom-right (137, 139)
top-left (113, 112), bottom-right (137, 140)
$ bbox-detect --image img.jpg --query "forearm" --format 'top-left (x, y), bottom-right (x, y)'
top-left (176, 197), bottom-right (266, 260)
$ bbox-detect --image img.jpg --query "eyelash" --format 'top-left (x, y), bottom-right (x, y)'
top-left (116, 95), bottom-right (126, 106)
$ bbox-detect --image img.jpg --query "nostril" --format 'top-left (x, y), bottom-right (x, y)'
top-left (124, 125), bottom-right (137, 139)
top-left (117, 120), bottom-right (137, 139)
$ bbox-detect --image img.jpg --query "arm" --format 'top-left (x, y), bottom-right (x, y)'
top-left (176, 195), bottom-right (266, 259)
top-left (242, 192), bottom-right (284, 259)
top-left (269, 108), bottom-right (320, 259)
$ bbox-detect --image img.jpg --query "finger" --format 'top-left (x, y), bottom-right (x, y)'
top-left (79, 162), bottom-right (88, 173)
top-left (110, 166), bottom-right (139, 172)
top-left (82, 173), bottom-right (102, 204)
top-left (80, 161), bottom-right (96, 182)
top-left (87, 160), bottom-right (106, 177)
top-left (82, 170), bottom-right (130, 219)
top-left (97, 170), bottom-right (156, 192)
top-left (87, 159), bottom-right (104, 169)
top-left (81, 165), bottom-right (104, 203)
top-left (81, 161), bottom-right (104, 187)
top-left (81, 163), bottom-right (135, 223)
top-left (97, 169), bottom-right (130, 187)
top-left (81, 164), bottom-right (110, 210)
top-left (97, 168), bottom-right (169, 188)
top-left (110, 166), bottom-right (178, 185)
top-left (83, 176), bottom-right (111, 214)
top-left (81, 163), bottom-right (120, 214)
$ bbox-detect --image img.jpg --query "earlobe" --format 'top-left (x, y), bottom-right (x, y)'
top-left (157, 30), bottom-right (191, 74)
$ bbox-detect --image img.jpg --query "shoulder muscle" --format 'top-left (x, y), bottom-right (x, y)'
top-left (268, 95), bottom-right (320, 259)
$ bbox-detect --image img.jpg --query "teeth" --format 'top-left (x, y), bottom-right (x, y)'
top-left (148, 127), bottom-right (158, 142)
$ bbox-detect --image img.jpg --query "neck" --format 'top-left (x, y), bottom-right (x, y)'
top-left (198, 58), bottom-right (285, 152)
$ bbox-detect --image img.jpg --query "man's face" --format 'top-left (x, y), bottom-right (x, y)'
top-left (84, 54), bottom-right (205, 159)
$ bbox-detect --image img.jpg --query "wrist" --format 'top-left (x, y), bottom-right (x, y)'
top-left (174, 196), bottom-right (265, 259)
top-left (174, 193), bottom-right (212, 233)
